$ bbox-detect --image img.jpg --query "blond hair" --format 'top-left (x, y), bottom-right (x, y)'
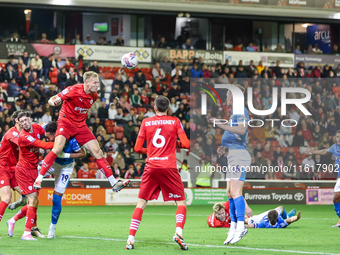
top-left (83, 71), bottom-right (99, 82)
top-left (213, 202), bottom-right (225, 213)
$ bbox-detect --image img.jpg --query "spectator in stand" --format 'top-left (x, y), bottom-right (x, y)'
top-left (41, 54), bottom-right (56, 81)
top-left (152, 62), bottom-right (166, 80)
top-left (330, 44), bottom-right (340, 55)
top-left (133, 69), bottom-right (146, 88)
top-left (112, 153), bottom-right (125, 170)
top-left (115, 36), bottom-right (124, 46)
top-left (4, 65), bottom-right (18, 82)
top-left (294, 45), bottom-right (302, 54)
top-left (327, 120), bottom-right (338, 137)
top-left (57, 67), bottom-right (67, 89)
top-left (274, 43), bottom-right (285, 53)
top-left (125, 76), bottom-right (134, 90)
top-left (157, 37), bottom-right (167, 48)
top-left (181, 64), bottom-right (191, 78)
top-left (29, 71), bottom-right (43, 86)
top-left (190, 64), bottom-right (203, 78)
top-left (84, 35), bottom-right (96, 45)
top-left (7, 78), bottom-right (21, 97)
top-left (261, 66), bottom-right (271, 78)
top-left (21, 51), bottom-right (30, 67)
top-left (160, 56), bottom-right (172, 74)
top-left (6, 55), bottom-right (18, 72)
top-left (19, 71), bottom-right (30, 89)
top-left (235, 65), bottom-right (247, 78)
top-left (292, 130), bottom-right (305, 147)
top-left (65, 73), bottom-right (77, 88)
top-left (171, 65), bottom-right (182, 80)
top-left (324, 93), bottom-right (337, 112)
top-left (36, 84), bottom-right (48, 103)
top-left (77, 163), bottom-right (91, 178)
top-left (124, 120), bottom-right (135, 140)
top-left (256, 60), bottom-right (264, 75)
top-left (313, 44), bottom-right (323, 54)
top-left (56, 57), bottom-right (65, 70)
top-left (31, 54), bottom-right (42, 77)
top-left (233, 41), bottom-right (243, 51)
top-left (300, 154), bottom-right (315, 180)
top-left (97, 36), bottom-right (109, 45)
top-left (105, 137), bottom-right (119, 153)
top-left (245, 60), bottom-right (256, 78)
top-left (55, 34), bottom-right (65, 44)
top-left (168, 82), bottom-right (181, 101)
top-left (63, 58), bottom-right (75, 71)
top-left (182, 38), bottom-right (194, 49)
top-left (306, 44), bottom-right (314, 54)
top-left (117, 68), bottom-right (127, 82)
top-left (246, 42), bottom-right (255, 52)
top-left (111, 163), bottom-right (121, 179)
top-left (71, 34), bottom-right (82, 45)
top-left (39, 33), bottom-right (50, 44)
top-left (121, 137), bottom-right (132, 153)
top-left (180, 76), bottom-right (190, 94)
top-left (89, 60), bottom-right (100, 74)
top-left (301, 122), bottom-right (313, 142)
top-left (97, 99), bottom-right (108, 121)
top-left (130, 89), bottom-right (142, 107)
top-left (310, 66), bottom-right (322, 79)
top-left (124, 165), bottom-right (137, 179)
top-left (108, 102), bottom-right (118, 120)
top-left (202, 64), bottom-right (211, 78)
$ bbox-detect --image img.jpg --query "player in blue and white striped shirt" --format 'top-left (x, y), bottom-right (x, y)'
top-left (306, 130), bottom-right (340, 227)
top-left (43, 122), bottom-right (87, 238)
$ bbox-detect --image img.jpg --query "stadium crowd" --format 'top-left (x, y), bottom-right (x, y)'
top-left (0, 50), bottom-right (339, 182)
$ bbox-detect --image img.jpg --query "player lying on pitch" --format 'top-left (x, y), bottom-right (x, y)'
top-left (245, 206), bottom-right (301, 229)
top-left (207, 200), bottom-right (252, 228)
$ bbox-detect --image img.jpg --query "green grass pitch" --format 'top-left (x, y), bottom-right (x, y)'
top-left (0, 205), bottom-right (339, 255)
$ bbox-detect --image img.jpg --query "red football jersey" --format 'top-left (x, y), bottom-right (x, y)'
top-left (77, 169), bottom-right (91, 178)
top-left (58, 84), bottom-right (98, 127)
top-left (207, 201), bottom-right (231, 228)
top-left (138, 115), bottom-right (185, 169)
top-left (17, 124), bottom-right (50, 170)
top-left (0, 126), bottom-right (20, 170)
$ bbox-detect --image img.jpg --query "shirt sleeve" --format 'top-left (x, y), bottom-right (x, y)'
top-left (329, 144), bottom-right (335, 154)
top-left (176, 118), bottom-right (185, 136)
top-left (70, 138), bottom-right (82, 152)
top-left (254, 221), bottom-right (266, 228)
top-left (137, 120), bottom-right (146, 139)
top-left (58, 86), bottom-right (73, 101)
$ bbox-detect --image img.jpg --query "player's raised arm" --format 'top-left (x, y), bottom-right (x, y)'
top-left (285, 211), bottom-right (301, 225)
top-left (305, 147), bottom-right (329, 155)
top-left (134, 137), bottom-right (147, 154)
top-left (48, 95), bottom-right (62, 107)
top-left (59, 147), bottom-right (87, 159)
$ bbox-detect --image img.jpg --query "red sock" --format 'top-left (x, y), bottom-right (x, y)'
top-left (0, 201), bottom-right (8, 222)
top-left (14, 205), bottom-right (28, 221)
top-left (40, 151), bottom-right (58, 176)
top-left (32, 213), bottom-right (37, 227)
top-left (129, 207), bottom-right (143, 236)
top-left (96, 158), bottom-right (113, 178)
top-left (176, 205), bottom-right (187, 230)
top-left (24, 207), bottom-right (37, 232)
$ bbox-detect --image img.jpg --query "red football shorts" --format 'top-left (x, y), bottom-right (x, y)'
top-left (15, 165), bottom-right (39, 195)
top-left (55, 120), bottom-right (96, 146)
top-left (138, 166), bottom-right (185, 202)
top-left (0, 166), bottom-right (18, 190)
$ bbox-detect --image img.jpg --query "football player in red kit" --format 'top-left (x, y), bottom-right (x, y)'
top-left (126, 96), bottom-right (190, 251)
top-left (0, 110), bottom-right (44, 238)
top-left (207, 201), bottom-right (231, 228)
top-left (34, 71), bottom-right (129, 192)
top-left (14, 111), bottom-right (54, 240)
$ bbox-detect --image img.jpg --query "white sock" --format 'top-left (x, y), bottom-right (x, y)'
top-left (176, 227), bottom-right (183, 236)
top-left (23, 231), bottom-right (31, 236)
top-left (50, 223), bottom-right (56, 229)
top-left (236, 221), bottom-right (244, 231)
top-left (9, 217), bottom-right (16, 223)
top-left (230, 221), bottom-right (237, 230)
top-left (108, 175), bottom-right (118, 186)
top-left (128, 235), bottom-right (135, 243)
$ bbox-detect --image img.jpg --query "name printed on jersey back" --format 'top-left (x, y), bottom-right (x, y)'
top-left (145, 120), bottom-right (176, 126)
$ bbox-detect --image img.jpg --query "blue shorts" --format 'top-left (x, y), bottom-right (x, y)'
top-left (226, 149), bottom-right (251, 181)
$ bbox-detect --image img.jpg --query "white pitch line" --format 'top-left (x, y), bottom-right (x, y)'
top-left (36, 212), bottom-right (337, 220)
top-left (61, 235), bottom-right (339, 255)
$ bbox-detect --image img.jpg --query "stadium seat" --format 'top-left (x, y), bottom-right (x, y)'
top-left (145, 73), bottom-right (153, 80)
top-left (114, 126), bottom-right (124, 133)
top-left (115, 131), bottom-right (124, 140)
top-left (103, 66), bottom-right (111, 72)
top-left (89, 170), bottom-right (97, 178)
top-left (138, 107), bottom-right (147, 114)
top-left (51, 77), bottom-right (58, 84)
top-left (281, 147), bottom-right (289, 155)
top-left (106, 126), bottom-right (114, 134)
top-left (0, 82), bottom-right (8, 90)
top-left (88, 162), bottom-right (98, 169)
top-left (271, 141), bottom-right (280, 148)
top-left (105, 119), bottom-right (115, 128)
top-left (293, 147), bottom-right (299, 153)
top-left (99, 66), bottom-right (103, 72)
top-left (309, 141), bottom-right (317, 147)
top-left (89, 156), bottom-right (95, 162)
top-left (112, 67), bottom-right (120, 73)
top-left (140, 68), bottom-right (149, 73)
top-left (0, 63), bottom-right (6, 69)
